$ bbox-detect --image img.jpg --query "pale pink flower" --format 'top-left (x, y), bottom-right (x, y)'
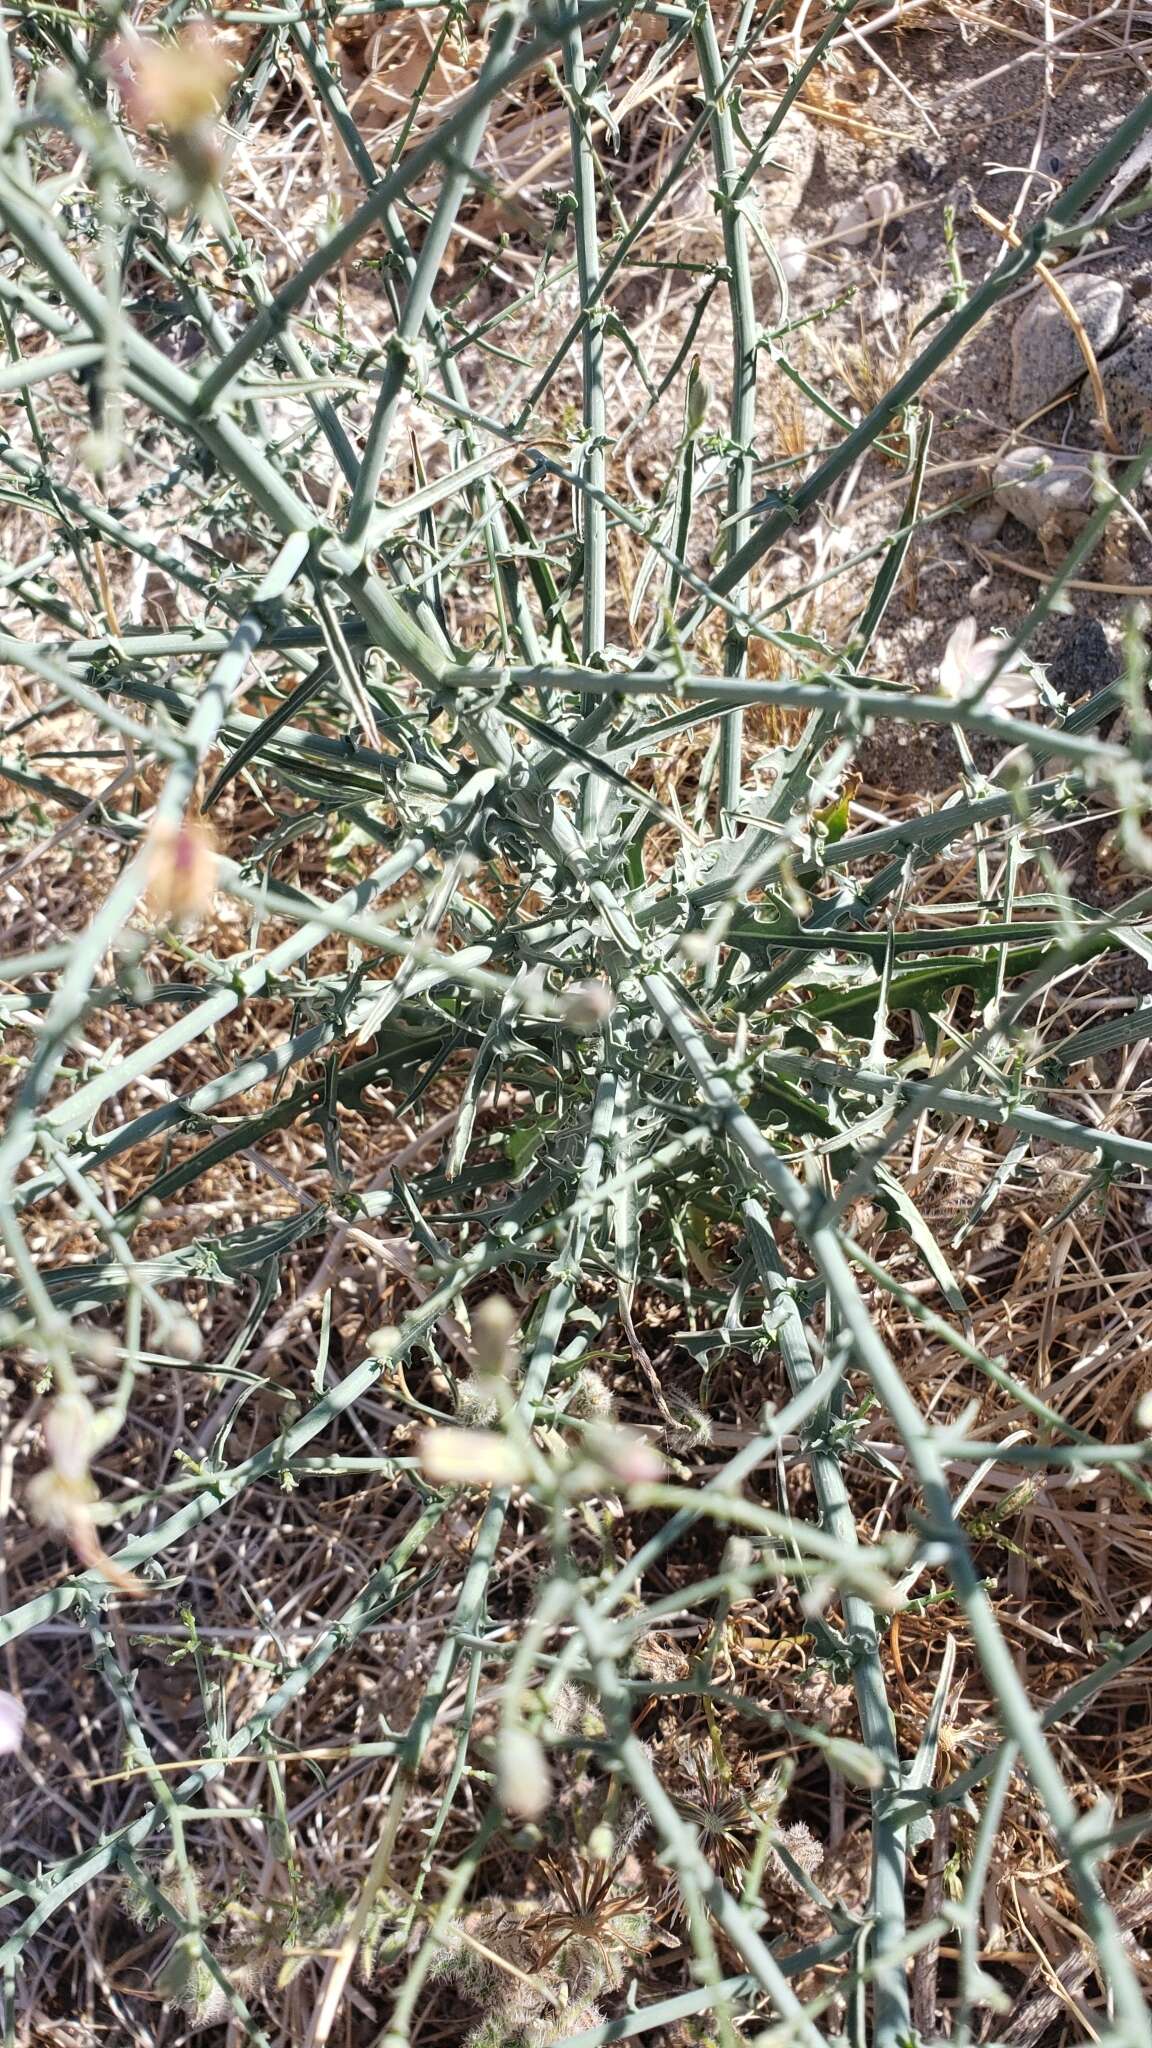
top-left (106, 26), bottom-right (234, 136)
top-left (560, 979), bottom-right (616, 1033)
top-left (586, 1425), bottom-right (666, 1488)
top-left (143, 819), bottom-right (217, 927)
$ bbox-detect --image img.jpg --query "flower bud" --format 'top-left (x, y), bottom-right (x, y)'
top-left (418, 1428), bottom-right (528, 1490)
top-left (559, 979), bottom-right (615, 1033)
top-left (157, 1313), bottom-right (202, 1363)
top-left (686, 357), bottom-right (713, 436)
top-left (495, 1725), bottom-right (550, 1820)
top-left (144, 820), bottom-right (217, 928)
top-left (80, 1329), bottom-right (120, 1371)
top-left (722, 1535), bottom-right (755, 1575)
top-left (587, 1822), bottom-right (615, 1863)
top-left (365, 1326), bottom-right (402, 1363)
top-left (585, 1425), bottom-right (665, 1488)
top-left (469, 1296), bottom-right (520, 1381)
top-left (819, 1736), bottom-right (885, 1789)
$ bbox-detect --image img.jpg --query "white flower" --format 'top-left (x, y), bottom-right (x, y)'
top-left (939, 617), bottom-right (1042, 713)
top-left (42, 1391), bottom-right (98, 1486)
top-left (0, 1692), bottom-right (26, 1756)
top-left (25, 1464), bottom-right (100, 1535)
top-left (28, 1392), bottom-right (102, 1533)
top-left (27, 1392), bottom-right (144, 1596)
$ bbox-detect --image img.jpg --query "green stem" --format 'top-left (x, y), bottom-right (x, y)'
top-left (693, 2), bottom-right (757, 824)
top-left (806, 1226), bottom-right (1152, 2047)
top-left (342, 10), bottom-right (521, 553)
top-left (685, 87), bottom-right (1152, 632)
top-left (743, 1202), bottom-right (909, 2047)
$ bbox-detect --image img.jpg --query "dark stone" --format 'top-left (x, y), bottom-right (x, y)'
top-left (900, 147), bottom-right (946, 186)
top-left (1048, 618), bottom-right (1120, 702)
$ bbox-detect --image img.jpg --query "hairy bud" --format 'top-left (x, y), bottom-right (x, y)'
top-left (495, 1725), bottom-right (550, 1820)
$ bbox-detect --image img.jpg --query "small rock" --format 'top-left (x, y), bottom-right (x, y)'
top-left (900, 146), bottom-right (946, 187)
top-left (968, 502), bottom-right (1008, 548)
top-left (830, 179), bottom-right (902, 248)
top-left (1091, 327), bottom-right (1152, 451)
top-left (1048, 617), bottom-right (1119, 703)
top-left (759, 116), bottom-right (819, 237)
top-left (776, 234), bottom-right (808, 283)
top-left (1009, 273), bottom-right (1130, 421)
top-left (993, 444), bottom-right (1102, 550)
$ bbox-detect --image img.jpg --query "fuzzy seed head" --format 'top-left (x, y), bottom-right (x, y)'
top-left (108, 27), bottom-right (234, 136)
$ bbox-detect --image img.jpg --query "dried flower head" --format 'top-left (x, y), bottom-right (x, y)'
top-left (107, 26), bottom-right (234, 137)
top-left (452, 1378), bottom-right (500, 1426)
top-left (565, 1368), bottom-right (615, 1421)
top-left (671, 1744), bottom-right (777, 1892)
top-left (144, 819), bottom-right (217, 927)
top-left (525, 2005), bottom-right (606, 2048)
top-left (547, 1680), bottom-right (588, 1737)
top-left (768, 1819), bottom-right (825, 1895)
top-left (524, 1856), bottom-right (650, 1980)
